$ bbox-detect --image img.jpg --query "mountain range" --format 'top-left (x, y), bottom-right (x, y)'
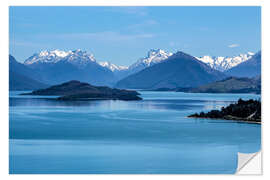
top-left (225, 51), bottom-right (261, 78)
top-left (99, 49), bottom-right (254, 78)
top-left (9, 49), bottom-right (261, 91)
top-left (23, 49), bottom-right (116, 86)
top-left (116, 51), bottom-right (227, 89)
top-left (196, 52), bottom-right (254, 72)
top-left (98, 49), bottom-right (173, 80)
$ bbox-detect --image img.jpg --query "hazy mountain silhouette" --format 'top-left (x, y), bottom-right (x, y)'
top-left (9, 55), bottom-right (48, 90)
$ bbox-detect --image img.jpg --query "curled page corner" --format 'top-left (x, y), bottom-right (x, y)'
top-left (236, 151), bottom-right (262, 175)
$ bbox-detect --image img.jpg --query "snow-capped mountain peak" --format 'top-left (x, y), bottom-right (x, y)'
top-left (23, 48), bottom-right (255, 76)
top-left (99, 61), bottom-right (128, 72)
top-left (144, 49), bottom-right (173, 65)
top-left (129, 49), bottom-right (173, 70)
top-left (24, 49), bottom-right (96, 68)
top-left (49, 49), bottom-right (69, 57)
top-left (247, 52), bottom-right (255, 56)
top-left (196, 52), bottom-right (254, 71)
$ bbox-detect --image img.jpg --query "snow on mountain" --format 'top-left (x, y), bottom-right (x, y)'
top-left (196, 52), bottom-right (254, 72)
top-left (23, 49), bottom-right (255, 75)
top-left (127, 50), bottom-right (254, 74)
top-left (99, 61), bottom-right (128, 72)
top-left (129, 49), bottom-right (173, 70)
top-left (24, 49), bottom-right (96, 68)
top-left (99, 49), bottom-right (173, 78)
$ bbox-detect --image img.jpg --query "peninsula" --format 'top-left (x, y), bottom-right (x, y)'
top-left (188, 99), bottom-right (261, 123)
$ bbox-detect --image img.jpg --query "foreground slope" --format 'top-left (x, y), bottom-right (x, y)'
top-left (116, 51), bottom-right (226, 89)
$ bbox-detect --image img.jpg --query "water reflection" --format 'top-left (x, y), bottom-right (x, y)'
top-left (9, 97), bottom-right (235, 113)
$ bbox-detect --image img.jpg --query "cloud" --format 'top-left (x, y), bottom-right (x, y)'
top-left (228, 44), bottom-right (240, 48)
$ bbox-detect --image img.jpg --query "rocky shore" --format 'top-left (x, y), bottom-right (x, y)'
top-left (188, 99), bottom-right (261, 123)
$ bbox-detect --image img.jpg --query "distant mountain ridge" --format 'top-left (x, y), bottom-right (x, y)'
top-left (225, 51), bottom-right (261, 78)
top-left (9, 55), bottom-right (48, 90)
top-left (187, 76), bottom-right (261, 94)
top-left (126, 49), bottom-right (254, 73)
top-left (11, 49), bottom-right (260, 90)
top-left (128, 49), bottom-right (173, 73)
top-left (98, 49), bottom-right (173, 80)
top-left (22, 49), bottom-right (257, 73)
top-left (24, 49), bottom-right (96, 68)
top-left (116, 51), bottom-right (227, 89)
top-left (23, 49), bottom-right (116, 86)
top-left (98, 61), bottom-right (128, 72)
top-left (196, 52), bottom-right (254, 72)
top-left (22, 49), bottom-right (257, 80)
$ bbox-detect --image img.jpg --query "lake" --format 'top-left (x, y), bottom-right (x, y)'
top-left (9, 91), bottom-right (261, 174)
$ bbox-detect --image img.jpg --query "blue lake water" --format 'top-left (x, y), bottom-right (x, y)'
top-left (9, 91), bottom-right (261, 174)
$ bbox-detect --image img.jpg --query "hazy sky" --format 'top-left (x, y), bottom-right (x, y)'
top-left (9, 6), bottom-right (261, 66)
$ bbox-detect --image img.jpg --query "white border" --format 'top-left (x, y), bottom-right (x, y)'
top-left (7, 0), bottom-right (264, 6)
top-left (1, 0), bottom-right (269, 179)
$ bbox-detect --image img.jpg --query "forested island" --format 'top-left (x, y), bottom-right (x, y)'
top-left (21, 80), bottom-right (142, 101)
top-left (188, 99), bottom-right (261, 123)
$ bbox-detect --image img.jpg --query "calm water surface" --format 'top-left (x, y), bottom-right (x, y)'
top-left (9, 91), bottom-right (261, 174)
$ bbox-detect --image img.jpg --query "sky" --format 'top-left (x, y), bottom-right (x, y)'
top-left (9, 6), bottom-right (261, 66)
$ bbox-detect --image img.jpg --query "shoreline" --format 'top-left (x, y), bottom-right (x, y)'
top-left (186, 116), bottom-right (261, 124)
